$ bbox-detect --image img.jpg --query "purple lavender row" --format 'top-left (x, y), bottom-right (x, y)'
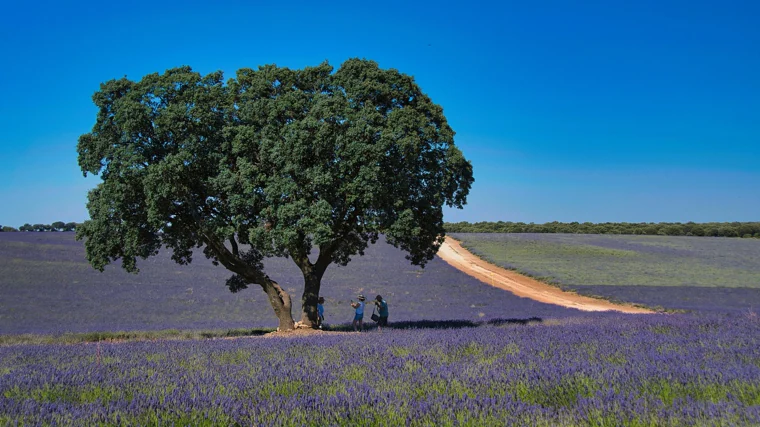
top-left (0, 233), bottom-right (586, 335)
top-left (1, 313), bottom-right (758, 425)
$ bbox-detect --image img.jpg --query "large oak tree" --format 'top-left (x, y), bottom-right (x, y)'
top-left (77, 59), bottom-right (473, 331)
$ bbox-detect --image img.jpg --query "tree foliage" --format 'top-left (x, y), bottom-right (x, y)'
top-left (76, 59), bottom-right (473, 330)
top-left (15, 222), bottom-right (78, 232)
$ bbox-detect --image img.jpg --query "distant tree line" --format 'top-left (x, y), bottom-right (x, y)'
top-left (444, 221), bottom-right (760, 238)
top-left (4, 221), bottom-right (759, 238)
top-left (0, 222), bottom-right (81, 232)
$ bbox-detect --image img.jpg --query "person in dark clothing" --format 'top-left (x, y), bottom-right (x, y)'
top-left (373, 295), bottom-right (389, 330)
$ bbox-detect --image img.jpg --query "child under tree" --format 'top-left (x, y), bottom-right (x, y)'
top-left (350, 295), bottom-right (366, 332)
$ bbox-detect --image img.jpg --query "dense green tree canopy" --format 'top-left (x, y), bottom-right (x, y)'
top-left (77, 59), bottom-right (473, 330)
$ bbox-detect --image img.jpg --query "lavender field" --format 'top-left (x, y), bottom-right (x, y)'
top-left (3, 232), bottom-right (760, 426)
top-left (0, 232), bottom-right (584, 335)
top-left (451, 233), bottom-right (760, 313)
top-left (1, 314), bottom-right (758, 425)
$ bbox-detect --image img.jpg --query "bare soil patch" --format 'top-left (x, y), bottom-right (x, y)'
top-left (264, 326), bottom-right (346, 338)
top-left (437, 237), bottom-right (654, 314)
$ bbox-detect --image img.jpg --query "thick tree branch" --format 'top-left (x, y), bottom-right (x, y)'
top-left (202, 233), bottom-right (263, 282)
top-left (314, 245), bottom-right (333, 276)
top-left (229, 235), bottom-right (239, 257)
top-left (289, 231), bottom-right (314, 277)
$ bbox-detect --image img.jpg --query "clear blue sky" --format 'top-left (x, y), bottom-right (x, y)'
top-left (1, 0), bottom-right (758, 227)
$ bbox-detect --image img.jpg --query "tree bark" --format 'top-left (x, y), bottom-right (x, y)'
top-left (259, 278), bottom-right (295, 331)
top-left (291, 245), bottom-right (332, 329)
top-left (202, 233), bottom-right (295, 331)
top-left (300, 272), bottom-right (321, 328)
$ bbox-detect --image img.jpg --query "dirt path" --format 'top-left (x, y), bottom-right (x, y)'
top-left (437, 237), bottom-right (654, 314)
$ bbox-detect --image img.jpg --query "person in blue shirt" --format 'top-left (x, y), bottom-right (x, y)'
top-left (317, 296), bottom-right (325, 329)
top-left (350, 295), bottom-right (366, 332)
top-left (373, 295), bottom-right (389, 330)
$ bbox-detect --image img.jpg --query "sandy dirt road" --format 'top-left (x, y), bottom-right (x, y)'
top-left (437, 237), bottom-right (654, 314)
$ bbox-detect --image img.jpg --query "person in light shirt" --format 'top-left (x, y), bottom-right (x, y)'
top-left (350, 295), bottom-right (366, 332)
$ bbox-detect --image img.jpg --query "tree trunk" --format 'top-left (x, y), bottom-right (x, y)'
top-left (260, 278), bottom-right (295, 331)
top-left (299, 272), bottom-right (322, 328)
top-left (200, 234), bottom-right (295, 331)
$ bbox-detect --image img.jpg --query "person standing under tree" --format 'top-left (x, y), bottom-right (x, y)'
top-left (373, 295), bottom-right (389, 330)
top-left (317, 297), bottom-right (325, 329)
top-left (350, 295), bottom-right (366, 332)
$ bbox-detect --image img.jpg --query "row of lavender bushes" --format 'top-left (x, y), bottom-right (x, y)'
top-left (0, 232), bottom-right (586, 335)
top-left (2, 233), bottom-right (759, 425)
top-left (1, 314), bottom-right (758, 425)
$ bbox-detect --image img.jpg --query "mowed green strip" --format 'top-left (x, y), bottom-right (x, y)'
top-left (452, 234), bottom-right (760, 289)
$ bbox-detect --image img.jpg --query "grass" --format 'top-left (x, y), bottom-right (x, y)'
top-left (0, 327), bottom-right (274, 346)
top-left (454, 237), bottom-right (760, 289)
top-left (0, 317), bottom-right (546, 346)
top-left (448, 233), bottom-right (760, 312)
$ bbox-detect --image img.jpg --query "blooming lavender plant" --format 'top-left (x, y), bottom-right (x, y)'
top-left (0, 313), bottom-right (758, 426)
